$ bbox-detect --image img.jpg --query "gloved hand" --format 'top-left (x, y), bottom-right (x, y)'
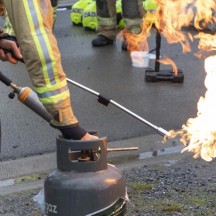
top-left (51, 122), bottom-right (99, 140)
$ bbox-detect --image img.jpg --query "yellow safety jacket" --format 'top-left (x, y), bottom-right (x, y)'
top-left (1, 0), bottom-right (78, 127)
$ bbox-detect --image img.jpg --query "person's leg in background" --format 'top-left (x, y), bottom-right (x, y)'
top-left (92, 0), bottom-right (145, 50)
top-left (122, 0), bottom-right (144, 35)
top-left (92, 0), bottom-right (117, 46)
top-left (121, 0), bottom-right (145, 51)
top-left (50, 0), bottom-right (59, 28)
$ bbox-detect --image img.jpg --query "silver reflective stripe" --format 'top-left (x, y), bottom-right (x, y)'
top-left (124, 18), bottom-right (142, 26)
top-left (27, 0), bottom-right (56, 85)
top-left (97, 16), bottom-right (116, 26)
top-left (37, 86), bottom-right (69, 98)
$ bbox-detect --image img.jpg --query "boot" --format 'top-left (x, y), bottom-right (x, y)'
top-left (92, 35), bottom-right (114, 46)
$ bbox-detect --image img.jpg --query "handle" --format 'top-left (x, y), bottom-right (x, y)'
top-left (3, 49), bottom-right (24, 63)
top-left (107, 147), bottom-right (139, 152)
top-left (155, 29), bottom-right (161, 72)
top-left (0, 71), bottom-right (12, 86)
top-left (18, 87), bottom-right (52, 123)
top-left (56, 136), bottom-right (108, 172)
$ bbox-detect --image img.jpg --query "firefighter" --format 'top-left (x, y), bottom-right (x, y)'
top-left (92, 0), bottom-right (144, 47)
top-left (0, 0), bottom-right (98, 141)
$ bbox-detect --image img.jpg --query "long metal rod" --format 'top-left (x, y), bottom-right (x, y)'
top-left (66, 78), bottom-right (170, 137)
top-left (107, 147), bottom-right (139, 152)
top-left (67, 78), bottom-right (99, 96)
top-left (0, 53), bottom-right (171, 137)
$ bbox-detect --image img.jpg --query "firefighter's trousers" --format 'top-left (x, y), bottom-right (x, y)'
top-left (96, 0), bottom-right (144, 39)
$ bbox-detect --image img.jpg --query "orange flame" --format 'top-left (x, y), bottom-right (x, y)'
top-left (154, 0), bottom-right (193, 53)
top-left (124, 0), bottom-right (216, 55)
top-left (158, 1), bottom-right (216, 161)
top-left (195, 32), bottom-right (216, 51)
top-left (120, 0), bottom-right (216, 161)
top-left (133, 0), bottom-right (216, 161)
top-left (123, 21), bottom-right (152, 52)
top-left (158, 58), bottom-right (178, 75)
top-left (193, 0), bottom-right (216, 30)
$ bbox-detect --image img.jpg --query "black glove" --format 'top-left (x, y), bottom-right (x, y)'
top-left (51, 123), bottom-right (87, 140)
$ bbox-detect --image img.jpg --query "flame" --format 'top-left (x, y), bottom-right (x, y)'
top-left (123, 21), bottom-right (151, 52)
top-left (154, 0), bottom-right (194, 53)
top-left (161, 0), bottom-right (216, 161)
top-left (123, 0), bottom-right (216, 60)
top-left (193, 0), bottom-right (216, 30)
top-left (119, 0), bottom-right (216, 161)
top-left (149, 0), bottom-right (216, 161)
top-left (154, 0), bottom-right (216, 47)
top-left (195, 32), bottom-right (216, 51)
top-left (158, 58), bottom-right (178, 75)
top-left (168, 56), bottom-right (216, 161)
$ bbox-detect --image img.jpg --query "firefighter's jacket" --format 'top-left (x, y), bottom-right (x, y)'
top-left (0, 0), bottom-right (78, 127)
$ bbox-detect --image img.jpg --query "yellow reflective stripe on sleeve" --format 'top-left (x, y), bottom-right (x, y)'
top-left (39, 90), bottom-right (70, 104)
top-left (34, 79), bottom-right (69, 104)
top-left (23, 0), bottom-right (50, 85)
top-left (33, 0), bottom-right (59, 85)
top-left (34, 79), bottom-right (67, 94)
top-left (23, 0), bottom-right (59, 85)
top-left (37, 86), bottom-right (69, 99)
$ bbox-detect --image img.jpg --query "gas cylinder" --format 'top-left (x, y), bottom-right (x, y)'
top-left (44, 136), bottom-right (127, 216)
